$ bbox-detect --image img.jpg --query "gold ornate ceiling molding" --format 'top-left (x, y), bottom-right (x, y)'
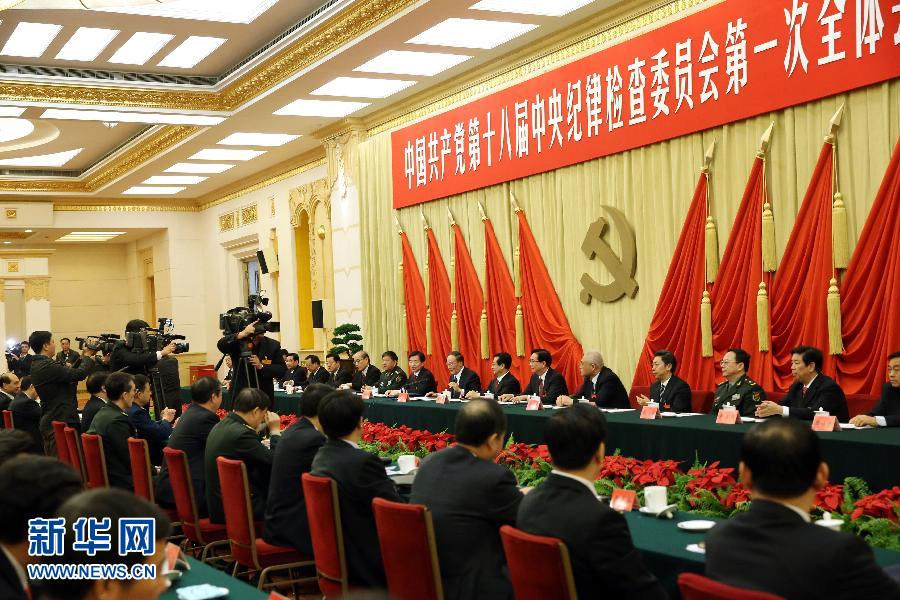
top-left (53, 202), bottom-right (198, 212)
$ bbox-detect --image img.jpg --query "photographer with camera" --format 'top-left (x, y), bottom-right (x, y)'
top-left (110, 319), bottom-right (179, 375)
top-left (217, 318), bottom-right (285, 409)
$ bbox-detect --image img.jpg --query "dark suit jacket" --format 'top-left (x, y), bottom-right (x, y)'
top-left (522, 368), bottom-right (568, 405)
top-left (448, 367), bottom-right (482, 399)
top-left (517, 473), bottom-right (665, 599)
top-left (574, 367), bottom-right (630, 408)
top-left (0, 548), bottom-right (26, 600)
top-left (30, 354), bottom-right (95, 435)
top-left (780, 373), bottom-right (849, 422)
top-left (10, 392), bottom-right (42, 453)
top-left (706, 499), bottom-right (900, 599)
top-left (263, 417), bottom-right (325, 554)
top-left (281, 366), bottom-right (307, 386)
top-left (485, 373), bottom-right (521, 397)
top-left (110, 345), bottom-right (159, 374)
top-left (406, 367), bottom-right (437, 396)
top-left (650, 374), bottom-right (692, 413)
top-left (411, 445), bottom-right (522, 600)
top-left (869, 383), bottom-right (900, 427)
top-left (204, 411), bottom-right (280, 524)
top-left (0, 391), bottom-right (13, 412)
top-left (87, 403), bottom-right (137, 490)
top-left (81, 395), bottom-right (106, 434)
top-left (304, 367), bottom-right (330, 387)
top-left (327, 368), bottom-right (353, 388)
top-left (55, 349), bottom-right (79, 365)
top-left (156, 403), bottom-right (221, 514)
top-left (351, 365), bottom-right (381, 391)
top-left (310, 438), bottom-right (404, 588)
top-left (217, 334), bottom-right (286, 406)
top-left (126, 404), bottom-right (172, 466)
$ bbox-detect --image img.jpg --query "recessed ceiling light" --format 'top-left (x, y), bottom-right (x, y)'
top-left (142, 175), bottom-right (207, 185)
top-left (0, 119), bottom-right (35, 143)
top-left (408, 18), bottom-right (537, 49)
top-left (273, 99), bottom-right (370, 117)
top-left (158, 36), bottom-right (225, 68)
top-left (109, 32), bottom-right (174, 65)
top-left (56, 27), bottom-right (119, 61)
top-left (1, 22), bottom-right (63, 58)
top-left (354, 50), bottom-right (472, 76)
top-left (164, 162), bottom-right (235, 174)
top-left (2, 242), bottom-right (10, 245)
top-left (470, 0), bottom-right (595, 17)
top-left (122, 186), bottom-right (185, 195)
top-left (189, 149), bottom-right (265, 161)
top-left (40, 108), bottom-right (224, 126)
top-left (56, 231), bottom-right (126, 242)
top-left (24, 230), bottom-right (32, 233)
top-left (217, 133), bottom-right (300, 147)
top-left (97, 0), bottom-right (278, 24)
top-left (311, 77), bottom-right (416, 99)
top-left (0, 107), bottom-right (26, 118)
top-left (0, 148), bottom-right (82, 167)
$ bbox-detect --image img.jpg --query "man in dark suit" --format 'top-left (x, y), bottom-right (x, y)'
top-left (556, 351), bottom-right (629, 409)
top-left (467, 352), bottom-right (521, 399)
top-left (390, 351), bottom-right (436, 397)
top-left (0, 456), bottom-right (82, 600)
top-left (756, 346), bottom-right (849, 422)
top-left (411, 399), bottom-right (523, 599)
top-left (434, 351), bottom-right (481, 399)
top-left (636, 349), bottom-right (692, 412)
top-left (127, 374), bottom-right (175, 466)
top-left (205, 388), bottom-right (282, 525)
top-left (505, 348), bottom-right (568, 405)
top-left (851, 350), bottom-right (900, 428)
top-left (9, 377), bottom-right (41, 454)
top-left (325, 352), bottom-right (352, 388)
top-left (0, 372), bottom-right (19, 412)
top-left (9, 343), bottom-right (32, 378)
top-left (342, 350), bottom-right (380, 392)
top-left (310, 390), bottom-right (404, 588)
top-left (86, 372), bottom-right (137, 490)
top-left (54, 338), bottom-right (79, 366)
top-left (263, 383), bottom-right (329, 554)
top-left (280, 353), bottom-right (307, 388)
top-left (517, 404), bottom-right (665, 598)
top-left (705, 418), bottom-right (900, 598)
top-left (217, 319), bottom-right (286, 407)
top-left (303, 354), bottom-right (330, 387)
top-left (156, 376), bottom-right (223, 516)
top-left (81, 372), bottom-right (108, 434)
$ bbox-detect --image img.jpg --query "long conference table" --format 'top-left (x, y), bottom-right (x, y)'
top-left (180, 388), bottom-right (899, 492)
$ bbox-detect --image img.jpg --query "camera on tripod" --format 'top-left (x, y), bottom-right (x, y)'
top-left (125, 318), bottom-right (189, 354)
top-left (219, 293), bottom-right (281, 337)
top-left (76, 333), bottom-right (120, 354)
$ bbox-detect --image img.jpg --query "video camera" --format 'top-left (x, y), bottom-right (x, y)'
top-left (76, 333), bottom-right (120, 354)
top-left (219, 292), bottom-right (281, 337)
top-left (125, 318), bottom-right (190, 354)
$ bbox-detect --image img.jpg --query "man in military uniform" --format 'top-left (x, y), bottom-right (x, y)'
top-left (371, 350), bottom-right (407, 395)
top-left (711, 348), bottom-right (766, 417)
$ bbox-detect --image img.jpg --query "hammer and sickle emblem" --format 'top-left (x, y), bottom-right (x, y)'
top-left (580, 205), bottom-right (639, 304)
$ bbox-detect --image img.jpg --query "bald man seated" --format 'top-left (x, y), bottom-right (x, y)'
top-left (556, 352), bottom-right (629, 409)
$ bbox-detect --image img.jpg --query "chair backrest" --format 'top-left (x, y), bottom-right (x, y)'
top-left (373, 498), bottom-right (443, 600)
top-left (678, 573), bottom-right (784, 600)
top-left (215, 457), bottom-right (258, 569)
top-left (628, 385), bottom-right (650, 409)
top-left (163, 447), bottom-right (204, 544)
top-left (499, 525), bottom-right (577, 600)
top-left (692, 391), bottom-right (715, 413)
top-left (2, 410), bottom-right (12, 429)
top-left (80, 433), bottom-right (109, 489)
top-left (51, 421), bottom-right (70, 464)
top-left (846, 393), bottom-right (878, 418)
top-left (302, 473), bottom-right (349, 598)
top-left (128, 437), bottom-right (155, 502)
top-left (63, 427), bottom-right (86, 482)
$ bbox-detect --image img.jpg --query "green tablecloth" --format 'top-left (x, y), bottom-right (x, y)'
top-left (162, 557), bottom-right (267, 599)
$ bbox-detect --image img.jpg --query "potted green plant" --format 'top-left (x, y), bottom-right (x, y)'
top-left (329, 323), bottom-right (363, 362)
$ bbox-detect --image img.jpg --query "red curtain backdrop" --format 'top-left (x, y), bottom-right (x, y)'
top-left (517, 210), bottom-right (584, 393)
top-left (770, 142), bottom-right (837, 391)
top-left (453, 224), bottom-right (491, 384)
top-left (632, 172), bottom-right (717, 392)
top-left (711, 156), bottom-right (774, 390)
top-left (426, 228), bottom-right (452, 389)
top-left (836, 138), bottom-right (900, 395)
top-left (400, 232), bottom-right (426, 357)
top-left (484, 218), bottom-right (530, 385)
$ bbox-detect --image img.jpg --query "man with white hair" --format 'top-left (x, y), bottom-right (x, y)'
top-left (556, 351), bottom-right (629, 409)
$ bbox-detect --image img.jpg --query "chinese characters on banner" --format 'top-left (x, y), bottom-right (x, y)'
top-left (392, 0), bottom-right (899, 208)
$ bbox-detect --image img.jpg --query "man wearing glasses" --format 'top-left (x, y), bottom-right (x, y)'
top-left (710, 347), bottom-right (766, 417)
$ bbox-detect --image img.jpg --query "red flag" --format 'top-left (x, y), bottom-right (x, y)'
top-left (711, 156), bottom-right (774, 389)
top-left (400, 232), bottom-right (426, 357)
top-left (453, 224), bottom-right (490, 384)
top-left (633, 172), bottom-right (716, 391)
top-left (836, 138), bottom-right (900, 394)
top-left (426, 228), bottom-right (451, 389)
top-left (517, 210), bottom-right (583, 393)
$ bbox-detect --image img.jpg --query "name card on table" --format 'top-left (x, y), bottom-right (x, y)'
top-left (716, 408), bottom-right (741, 425)
top-left (610, 489), bottom-right (636, 512)
top-left (361, 388), bottom-right (372, 400)
top-left (269, 593), bottom-right (290, 600)
top-left (526, 396), bottom-right (543, 411)
top-left (397, 392), bottom-right (409, 403)
top-left (435, 392), bottom-right (448, 404)
top-left (640, 405), bottom-right (661, 420)
top-left (812, 415), bottom-right (840, 432)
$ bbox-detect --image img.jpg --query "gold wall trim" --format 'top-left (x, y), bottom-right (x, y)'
top-left (24, 277), bottom-right (49, 301)
top-left (197, 156), bottom-right (326, 212)
top-left (0, 249), bottom-right (55, 257)
top-left (53, 203), bottom-right (199, 212)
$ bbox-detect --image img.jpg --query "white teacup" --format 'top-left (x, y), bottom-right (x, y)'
top-left (644, 485), bottom-right (668, 512)
top-left (397, 454), bottom-right (418, 474)
top-left (285, 384), bottom-right (294, 394)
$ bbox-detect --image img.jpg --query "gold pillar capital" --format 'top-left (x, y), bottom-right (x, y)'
top-left (24, 278), bottom-right (49, 301)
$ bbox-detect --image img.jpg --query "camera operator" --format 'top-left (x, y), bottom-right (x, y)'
top-left (28, 330), bottom-right (96, 456)
top-left (110, 319), bottom-right (178, 375)
top-left (8, 342), bottom-right (33, 378)
top-left (217, 319), bottom-right (285, 409)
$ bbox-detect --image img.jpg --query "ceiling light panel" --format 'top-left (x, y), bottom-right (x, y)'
top-left (0, 119), bottom-right (35, 143)
top-left (158, 36), bottom-right (226, 68)
top-left (0, 148), bottom-right (82, 167)
top-left (273, 99), bottom-right (369, 118)
top-left (1, 22), bottom-right (63, 58)
top-left (109, 32), bottom-right (174, 65)
top-left (0, 107), bottom-right (26, 117)
top-left (189, 149), bottom-right (265, 161)
top-left (142, 175), bottom-right (207, 185)
top-left (470, 0), bottom-right (595, 17)
top-left (408, 18), bottom-right (537, 49)
top-left (217, 133), bottom-right (300, 147)
top-left (40, 108), bottom-right (223, 126)
top-left (123, 186), bottom-right (186, 195)
top-left (354, 50), bottom-right (472, 76)
top-left (97, 0), bottom-right (278, 24)
top-left (56, 231), bottom-right (126, 242)
top-left (56, 27), bottom-right (119, 61)
top-left (164, 162), bottom-right (234, 174)
top-left (311, 77), bottom-right (416, 99)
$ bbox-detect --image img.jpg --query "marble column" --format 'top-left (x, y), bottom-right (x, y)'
top-left (0, 284), bottom-right (6, 373)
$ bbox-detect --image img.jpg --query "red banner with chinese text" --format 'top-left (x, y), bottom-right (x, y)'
top-left (392, 0), bottom-right (899, 207)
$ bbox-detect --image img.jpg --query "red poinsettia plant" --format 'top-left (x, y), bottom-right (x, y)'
top-left (851, 487), bottom-right (900, 523)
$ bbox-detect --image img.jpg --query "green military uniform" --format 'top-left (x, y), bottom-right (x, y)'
top-left (711, 373), bottom-right (766, 417)
top-left (87, 402), bottom-right (137, 490)
top-left (376, 366), bottom-right (408, 394)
